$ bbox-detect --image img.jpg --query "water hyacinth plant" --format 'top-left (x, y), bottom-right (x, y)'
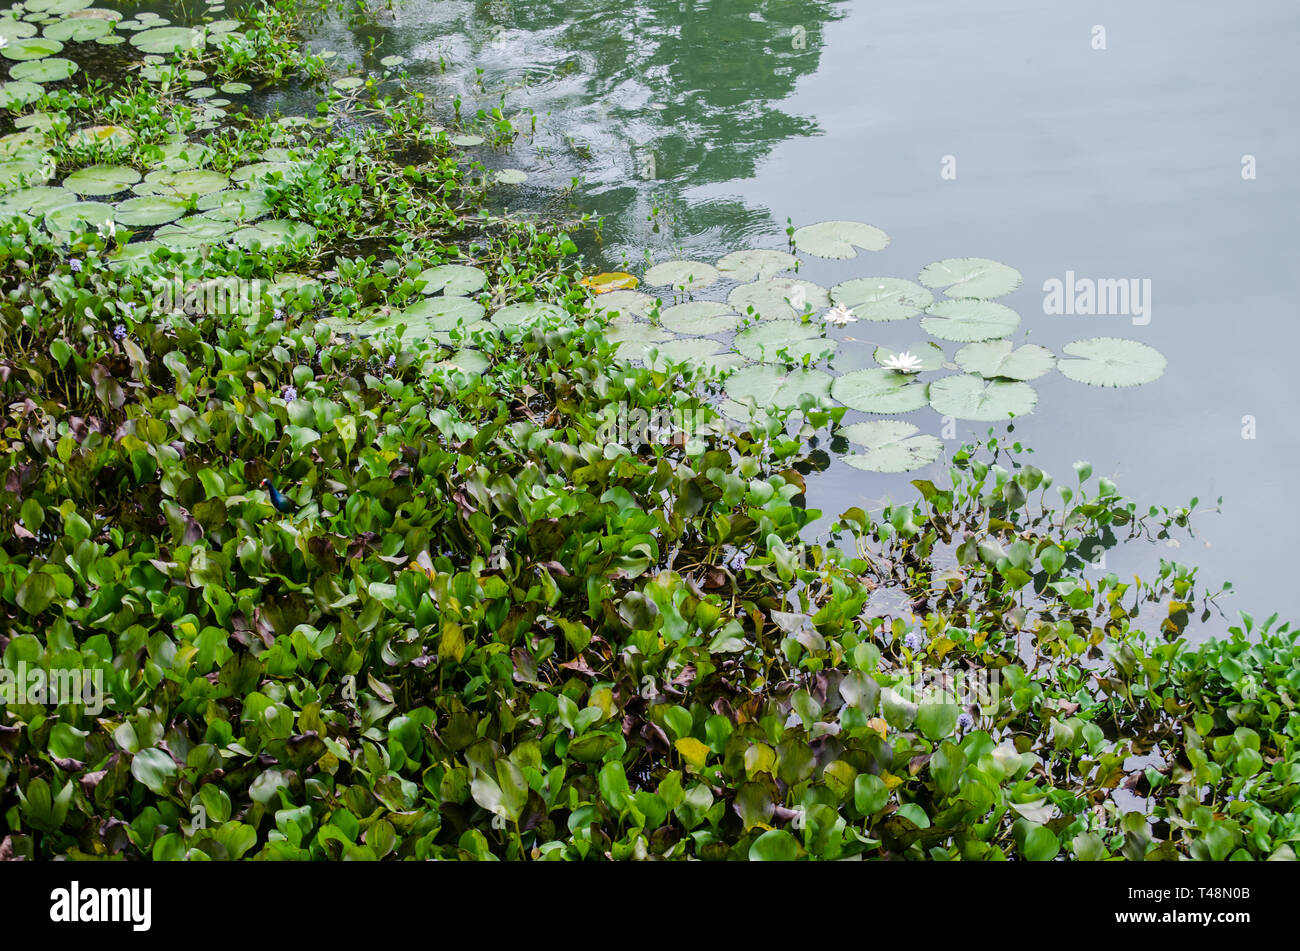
top-left (0, 0), bottom-right (1293, 866)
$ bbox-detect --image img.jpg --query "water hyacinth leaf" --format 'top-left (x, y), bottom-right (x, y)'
top-left (441, 349), bottom-right (490, 374)
top-left (728, 278), bottom-right (830, 321)
top-left (9, 56), bottom-right (76, 81)
top-left (928, 375), bottom-right (1037, 420)
top-left (659, 301), bottom-right (741, 335)
top-left (920, 299), bottom-right (1020, 342)
top-left (715, 248), bottom-right (797, 282)
top-left (918, 257), bottom-right (1022, 299)
top-left (63, 164), bottom-right (140, 196)
top-left (112, 194), bottom-right (188, 226)
top-left (840, 420), bottom-right (943, 473)
top-left (733, 320), bottom-right (836, 363)
top-left (0, 80), bottom-right (44, 109)
top-left (955, 340), bottom-right (1056, 381)
top-left (831, 369), bottom-right (930, 414)
top-left (792, 219), bottom-right (889, 259)
top-left (873, 342), bottom-right (945, 372)
top-left (592, 289), bottom-right (655, 319)
top-left (417, 264), bottom-right (487, 297)
top-left (749, 828), bottom-right (799, 861)
top-left (2, 37), bottom-right (64, 60)
top-left (642, 259), bottom-right (719, 290)
top-left (490, 301), bottom-right (566, 328)
top-left (1057, 337), bottom-right (1167, 387)
top-left (724, 364), bottom-right (833, 409)
top-left (830, 277), bottom-right (933, 321)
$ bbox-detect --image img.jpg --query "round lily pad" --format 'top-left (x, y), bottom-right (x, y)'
top-left (9, 55), bottom-right (75, 81)
top-left (0, 21), bottom-right (39, 44)
top-left (493, 168), bottom-right (527, 184)
top-left (928, 375), bottom-right (1037, 420)
top-left (196, 188), bottom-right (270, 221)
top-left (592, 290), bottom-right (655, 319)
top-left (219, 81), bottom-right (251, 94)
top-left (68, 124), bottom-right (132, 148)
top-left (830, 277), bottom-right (933, 321)
top-left (26, 0), bottom-right (94, 13)
top-left (144, 168), bottom-right (228, 197)
top-left (2, 36), bottom-right (64, 60)
top-left (332, 76), bottom-right (364, 91)
top-left (643, 259), bottom-right (719, 290)
top-left (840, 420), bottom-right (944, 472)
top-left (490, 301), bottom-right (566, 328)
top-left (609, 319), bottom-right (672, 360)
top-left (918, 257), bottom-right (1023, 299)
top-left (112, 194), bottom-right (188, 226)
top-left (230, 219), bottom-right (317, 251)
top-left (450, 134), bottom-right (483, 147)
top-left (130, 26), bottom-right (201, 54)
top-left (659, 301), bottom-right (741, 335)
top-left (1056, 337), bottom-right (1167, 387)
top-left (728, 278), bottom-right (830, 321)
top-left (43, 199), bottom-right (114, 236)
top-left (0, 79), bottom-right (43, 108)
top-left (0, 156), bottom-right (52, 190)
top-left (920, 299), bottom-right (1020, 342)
top-left (647, 339), bottom-right (744, 374)
top-left (399, 295), bottom-right (486, 329)
top-left (715, 248), bottom-right (797, 282)
top-left (417, 264), bottom-right (487, 297)
top-left (42, 17), bottom-right (110, 41)
top-left (63, 164), bottom-right (140, 196)
top-left (733, 320), bottom-right (836, 363)
top-left (0, 183), bottom-right (72, 215)
top-left (831, 369), bottom-right (930, 414)
top-left (725, 364), bottom-right (833, 410)
top-left (954, 340), bottom-right (1056, 381)
top-left (792, 220), bottom-right (889, 259)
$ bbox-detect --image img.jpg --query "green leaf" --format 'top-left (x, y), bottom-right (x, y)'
top-left (16, 570), bottom-right (56, 615)
top-left (830, 278), bottom-right (932, 321)
top-left (955, 340), bottom-right (1056, 380)
top-left (831, 368), bottom-right (929, 414)
top-left (131, 748), bottom-right (178, 794)
top-left (1057, 337), bottom-right (1167, 387)
top-left (792, 220), bottom-right (889, 259)
top-left (928, 375), bottom-right (1037, 421)
top-left (921, 299), bottom-right (1020, 342)
top-left (839, 420), bottom-right (943, 473)
top-left (918, 257), bottom-right (1022, 299)
top-left (748, 828), bottom-right (799, 861)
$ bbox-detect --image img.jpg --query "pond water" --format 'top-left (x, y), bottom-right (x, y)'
top-left (304, 0), bottom-right (1300, 632)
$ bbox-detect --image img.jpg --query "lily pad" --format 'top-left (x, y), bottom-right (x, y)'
top-left (0, 157), bottom-right (52, 190)
top-left (609, 318), bottom-right (672, 360)
top-left (830, 277), bottom-right (933, 321)
top-left (928, 375), bottom-right (1037, 420)
top-left (130, 26), bottom-right (202, 55)
top-left (792, 219), bottom-right (889, 259)
top-left (918, 257), bottom-right (1022, 299)
top-left (112, 194), bottom-right (188, 226)
top-left (831, 369), bottom-right (930, 414)
top-left (715, 248), bottom-right (797, 282)
top-left (418, 264), bottom-right (487, 297)
top-left (450, 134), bottom-right (483, 147)
top-left (0, 183), bottom-right (71, 215)
top-left (230, 219), bottom-right (318, 252)
top-left (0, 79), bottom-right (43, 108)
top-left (63, 164), bottom-right (140, 196)
top-left (840, 420), bottom-right (944, 473)
top-left (492, 168), bottom-right (527, 184)
top-left (955, 340), bottom-right (1056, 381)
top-left (195, 189), bottom-right (270, 221)
top-left (42, 17), bottom-right (110, 41)
top-left (659, 301), bottom-right (740, 335)
top-left (592, 290), bottom-right (655, 319)
top-left (733, 321), bottom-right (836, 363)
top-left (0, 22), bottom-right (39, 44)
top-left (728, 278), bottom-right (830, 321)
top-left (490, 301), bottom-right (566, 328)
top-left (725, 364), bottom-right (833, 410)
top-left (9, 55), bottom-right (75, 81)
top-left (1057, 337), bottom-right (1167, 387)
top-left (43, 199), bottom-right (114, 236)
top-left (332, 76), bottom-right (364, 91)
top-left (642, 259), bottom-right (719, 290)
top-left (921, 299), bottom-right (1020, 342)
top-left (399, 295), bottom-right (487, 329)
top-left (2, 36), bottom-right (63, 60)
top-left (68, 124), bottom-right (132, 148)
top-left (144, 168), bottom-right (229, 197)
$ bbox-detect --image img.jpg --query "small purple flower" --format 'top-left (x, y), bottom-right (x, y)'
top-left (957, 712), bottom-right (974, 731)
top-left (69, 258), bottom-right (82, 273)
top-left (904, 631), bottom-right (924, 651)
top-left (112, 324), bottom-right (127, 340)
top-left (282, 385), bottom-right (298, 402)
top-left (274, 309), bottom-right (284, 320)
top-left (387, 355), bottom-right (396, 368)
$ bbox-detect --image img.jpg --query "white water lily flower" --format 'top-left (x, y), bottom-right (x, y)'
top-left (822, 303), bottom-right (857, 327)
top-left (0, 37), bottom-right (7, 51)
top-left (881, 350), bottom-right (924, 373)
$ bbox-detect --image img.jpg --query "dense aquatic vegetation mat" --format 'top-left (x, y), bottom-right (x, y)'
top-left (0, 0), bottom-right (1296, 861)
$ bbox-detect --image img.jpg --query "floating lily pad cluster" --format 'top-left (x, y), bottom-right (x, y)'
top-left (600, 222), bottom-right (1167, 472)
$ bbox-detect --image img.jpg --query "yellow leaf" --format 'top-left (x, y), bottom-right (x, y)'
top-left (867, 716), bottom-right (889, 739)
top-left (579, 271), bottom-right (638, 293)
top-left (439, 621), bottom-right (465, 663)
top-left (674, 737), bottom-right (711, 770)
top-left (881, 771), bottom-right (903, 790)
